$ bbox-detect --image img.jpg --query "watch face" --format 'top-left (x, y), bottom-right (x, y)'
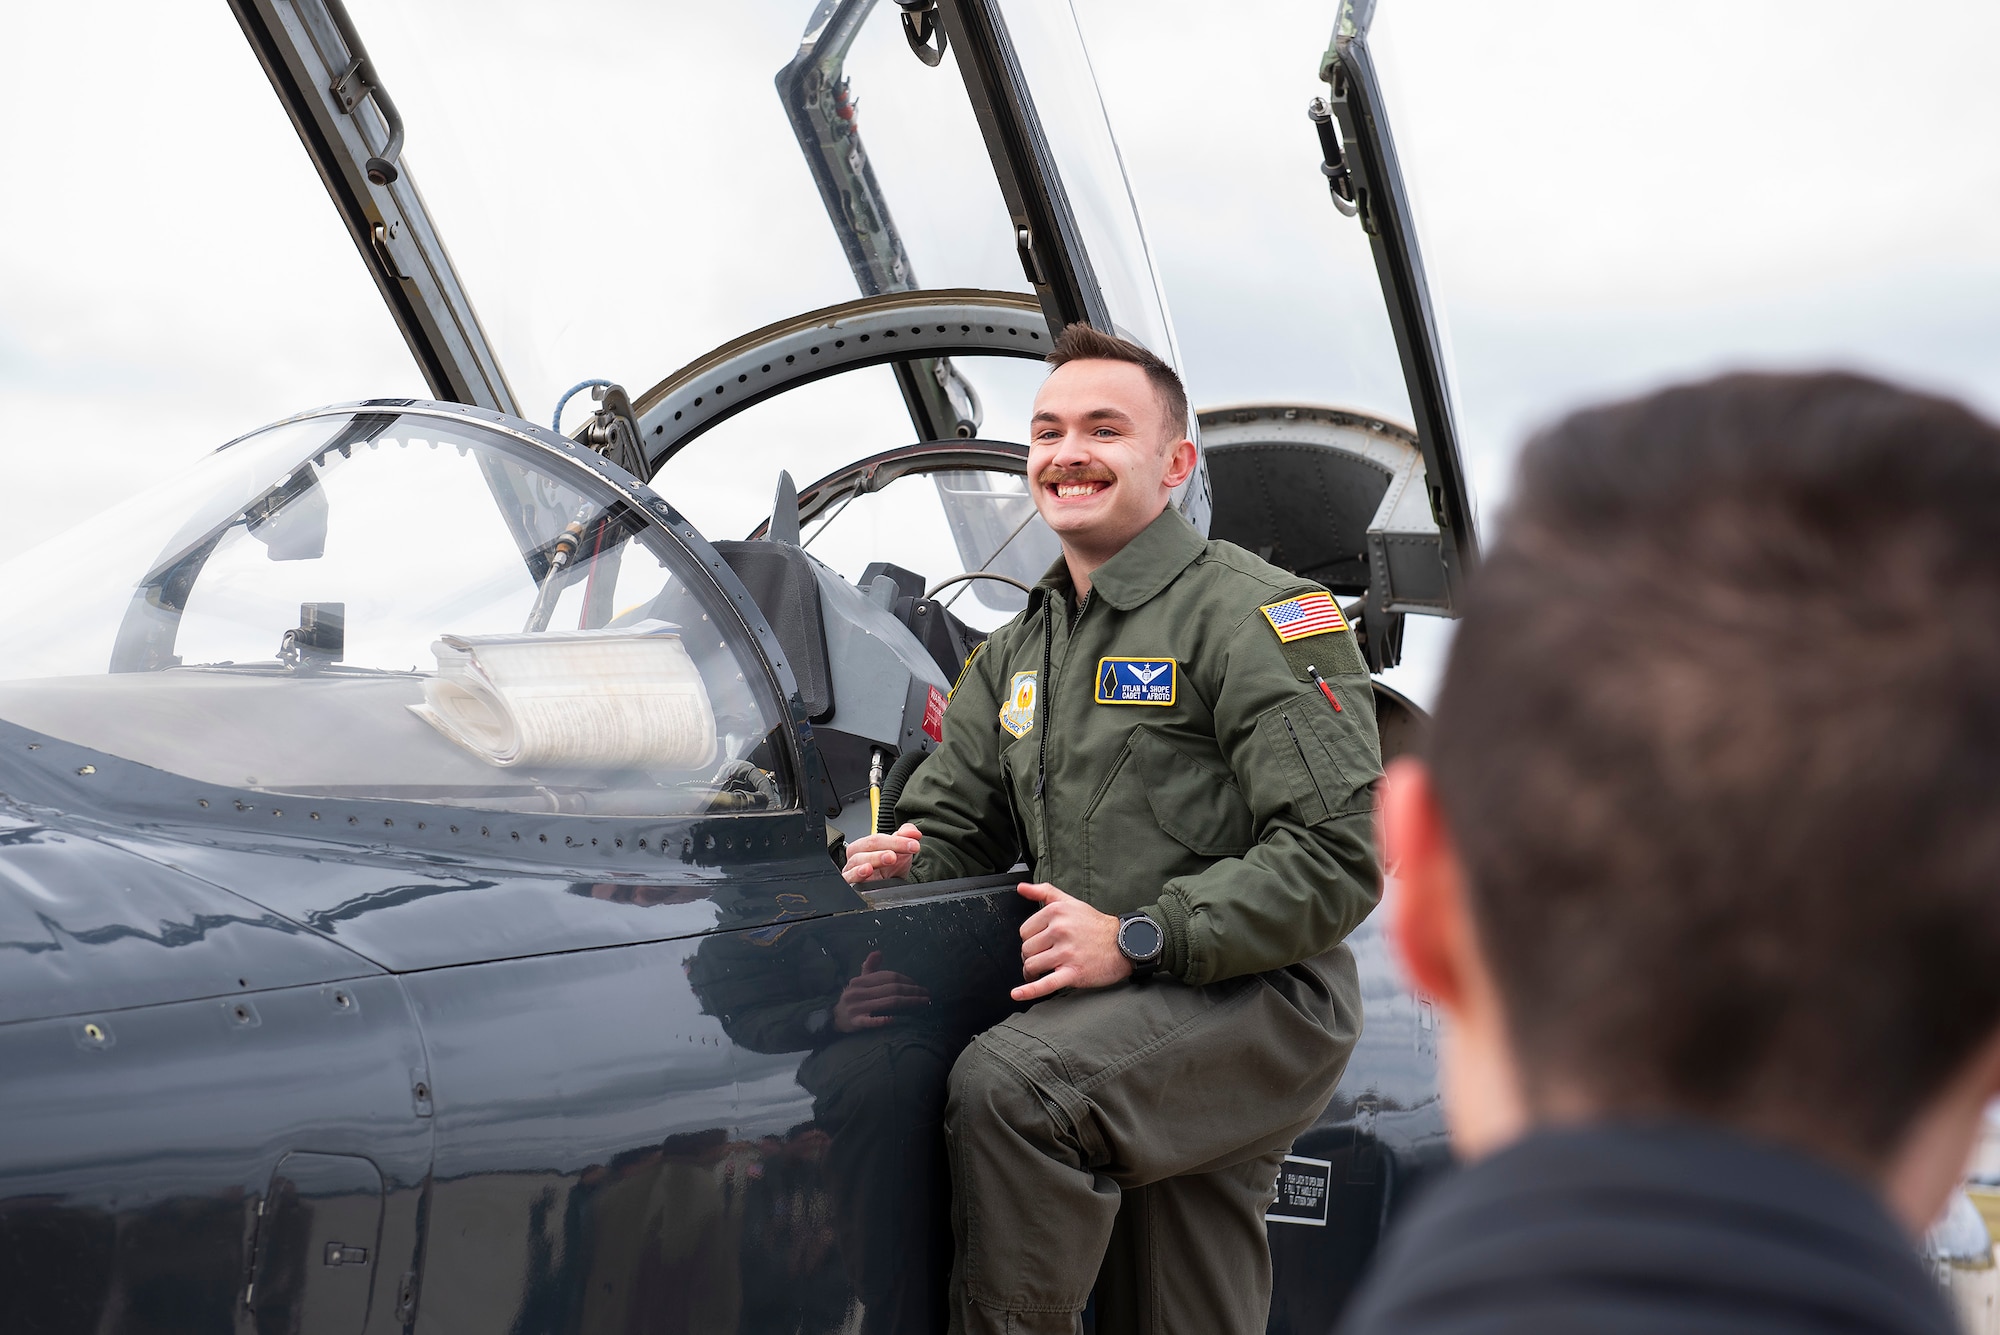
top-left (1121, 916), bottom-right (1163, 962)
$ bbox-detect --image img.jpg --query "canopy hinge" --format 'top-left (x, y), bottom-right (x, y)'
top-left (1306, 97), bottom-right (1359, 219)
top-left (897, 0), bottom-right (947, 66)
top-left (581, 383), bottom-right (653, 482)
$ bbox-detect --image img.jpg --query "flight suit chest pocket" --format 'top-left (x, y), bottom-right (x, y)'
top-left (1128, 728), bottom-right (1254, 857)
top-left (999, 734), bottom-right (1042, 859)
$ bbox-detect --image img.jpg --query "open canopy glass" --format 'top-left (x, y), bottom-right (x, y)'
top-left (336, 0), bottom-right (1175, 443)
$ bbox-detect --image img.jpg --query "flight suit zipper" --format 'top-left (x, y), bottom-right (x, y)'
top-left (1035, 595), bottom-right (1052, 801)
top-left (1034, 587), bottom-right (1089, 847)
top-left (1031, 594), bottom-right (1054, 869)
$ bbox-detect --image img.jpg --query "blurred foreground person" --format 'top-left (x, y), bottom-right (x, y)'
top-left (1347, 373), bottom-right (2000, 1335)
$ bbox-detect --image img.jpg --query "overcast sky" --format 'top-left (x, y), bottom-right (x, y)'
top-left (4, 1), bottom-right (1997, 702)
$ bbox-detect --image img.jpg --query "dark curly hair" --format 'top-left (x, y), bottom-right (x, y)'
top-left (1432, 371), bottom-right (2000, 1171)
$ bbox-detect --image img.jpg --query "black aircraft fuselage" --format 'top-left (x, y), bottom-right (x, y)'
top-left (0, 658), bottom-right (1442, 1335)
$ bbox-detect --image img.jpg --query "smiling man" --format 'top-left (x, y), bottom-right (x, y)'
top-left (841, 324), bottom-right (1383, 1335)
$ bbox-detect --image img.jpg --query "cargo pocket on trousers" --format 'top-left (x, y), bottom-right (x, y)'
top-left (1130, 727), bottom-right (1255, 857)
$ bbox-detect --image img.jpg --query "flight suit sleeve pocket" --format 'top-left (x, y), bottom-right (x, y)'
top-left (1255, 707), bottom-right (1328, 827)
top-left (1130, 728), bottom-right (1255, 857)
top-left (1306, 682), bottom-right (1384, 809)
top-left (1252, 699), bottom-right (1377, 827)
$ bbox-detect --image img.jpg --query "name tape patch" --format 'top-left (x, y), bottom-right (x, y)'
top-left (999, 670), bottom-right (1038, 738)
top-left (1260, 591), bottom-right (1347, 644)
top-left (1096, 657), bottom-right (1177, 706)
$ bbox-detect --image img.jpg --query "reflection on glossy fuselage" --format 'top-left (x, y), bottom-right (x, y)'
top-left (691, 888), bottom-right (1028, 1335)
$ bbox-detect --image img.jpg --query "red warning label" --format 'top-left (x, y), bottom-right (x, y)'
top-left (922, 685), bottom-right (948, 742)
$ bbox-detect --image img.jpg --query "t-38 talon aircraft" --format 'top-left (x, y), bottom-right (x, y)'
top-left (0, 1), bottom-right (1474, 1330)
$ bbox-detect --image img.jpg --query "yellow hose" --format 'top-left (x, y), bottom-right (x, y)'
top-left (867, 749), bottom-right (884, 833)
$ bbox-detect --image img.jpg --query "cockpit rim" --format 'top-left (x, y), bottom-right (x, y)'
top-left (746, 438), bottom-right (1031, 540)
top-left (630, 289), bottom-right (1050, 471)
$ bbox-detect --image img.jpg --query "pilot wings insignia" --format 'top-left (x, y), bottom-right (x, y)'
top-left (1096, 657), bottom-right (1178, 706)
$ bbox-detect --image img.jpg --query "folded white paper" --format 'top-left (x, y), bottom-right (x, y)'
top-left (410, 621), bottom-right (717, 770)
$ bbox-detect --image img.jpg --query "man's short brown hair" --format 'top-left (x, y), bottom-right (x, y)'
top-left (1045, 322), bottom-right (1189, 444)
top-left (1431, 372), bottom-right (2000, 1169)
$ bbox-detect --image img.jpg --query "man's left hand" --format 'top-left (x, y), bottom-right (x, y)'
top-left (1014, 882), bottom-right (1132, 1001)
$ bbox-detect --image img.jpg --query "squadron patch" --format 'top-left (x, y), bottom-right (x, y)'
top-left (1096, 657), bottom-right (1177, 706)
top-left (1260, 591), bottom-right (1348, 643)
top-left (999, 670), bottom-right (1038, 739)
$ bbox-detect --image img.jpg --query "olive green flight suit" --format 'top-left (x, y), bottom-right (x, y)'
top-left (896, 506), bottom-right (1383, 1335)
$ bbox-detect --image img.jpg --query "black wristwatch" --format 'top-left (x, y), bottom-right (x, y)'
top-left (1117, 912), bottom-right (1165, 978)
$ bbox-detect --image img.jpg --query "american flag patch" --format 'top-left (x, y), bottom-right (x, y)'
top-left (1260, 592), bottom-right (1348, 643)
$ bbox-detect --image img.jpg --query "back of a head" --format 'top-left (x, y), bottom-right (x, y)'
top-left (1431, 371), bottom-right (2000, 1170)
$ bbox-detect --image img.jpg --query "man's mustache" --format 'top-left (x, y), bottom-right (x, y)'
top-left (1037, 465), bottom-right (1116, 486)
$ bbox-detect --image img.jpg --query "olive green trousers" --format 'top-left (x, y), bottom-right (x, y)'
top-left (944, 948), bottom-right (1362, 1335)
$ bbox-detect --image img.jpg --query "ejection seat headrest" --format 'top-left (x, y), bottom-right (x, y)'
top-left (711, 540), bottom-right (834, 722)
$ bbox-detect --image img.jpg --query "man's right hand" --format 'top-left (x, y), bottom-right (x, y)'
top-left (842, 822), bottom-right (923, 884)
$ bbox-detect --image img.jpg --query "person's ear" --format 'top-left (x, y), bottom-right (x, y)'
top-left (1381, 757), bottom-right (1474, 1014)
top-left (1883, 1021), bottom-right (2000, 1233)
top-left (1161, 437), bottom-right (1197, 489)
top-left (1383, 756), bottom-right (1537, 1156)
